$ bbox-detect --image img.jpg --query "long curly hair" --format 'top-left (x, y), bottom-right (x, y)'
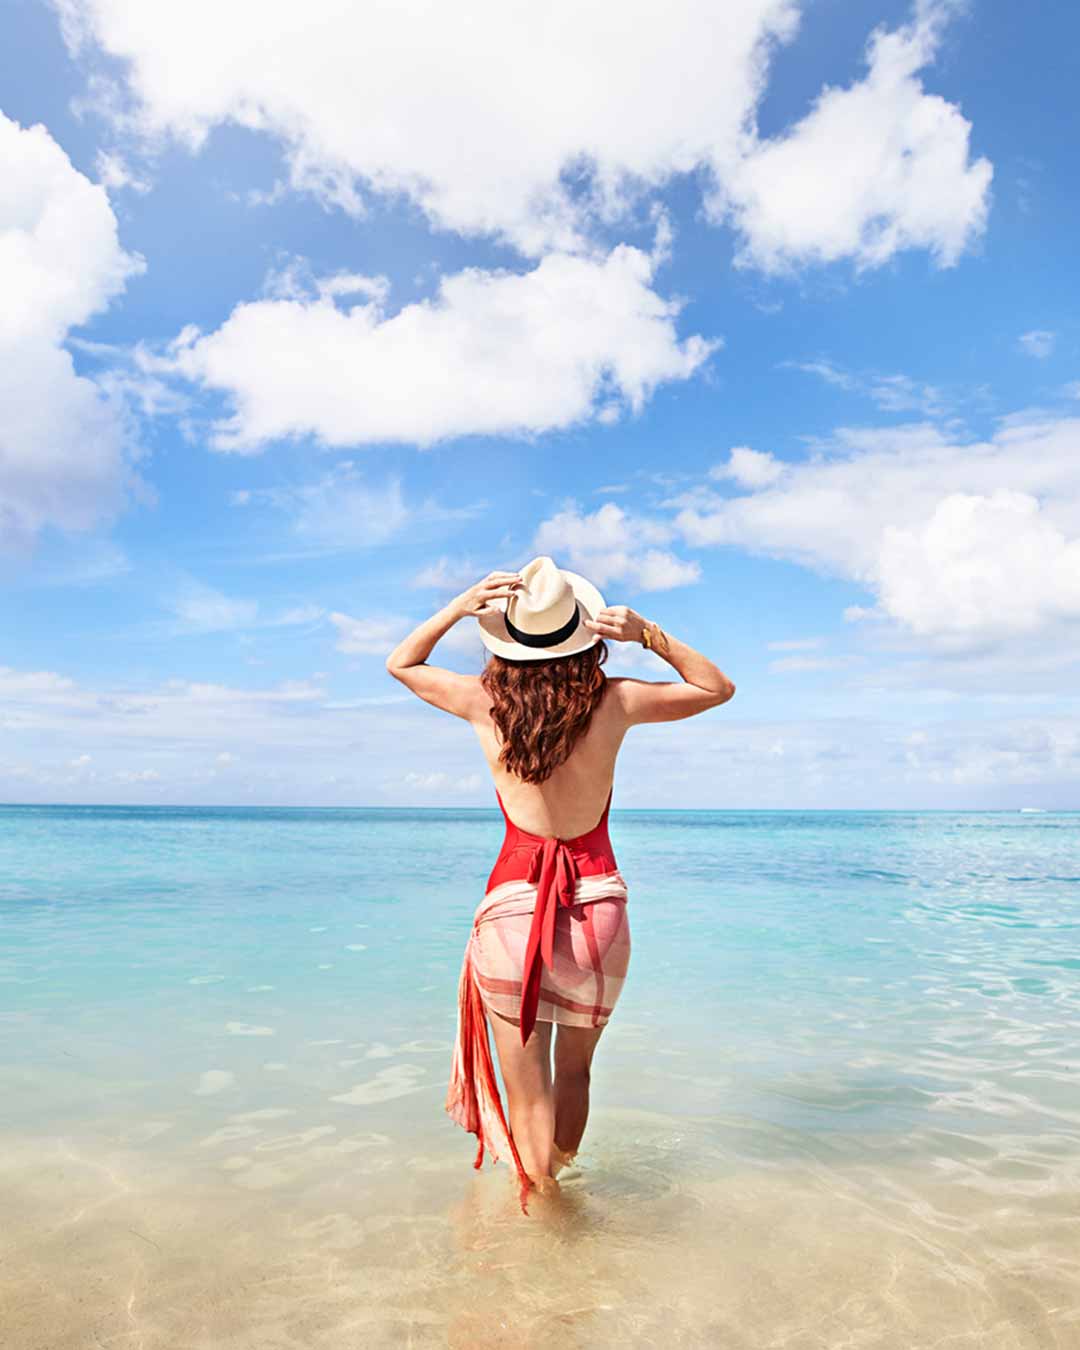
top-left (479, 640), bottom-right (610, 785)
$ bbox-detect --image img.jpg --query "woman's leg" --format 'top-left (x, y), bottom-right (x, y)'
top-left (550, 897), bottom-right (629, 1166)
top-left (487, 1011), bottom-right (556, 1182)
top-left (553, 1023), bottom-right (605, 1163)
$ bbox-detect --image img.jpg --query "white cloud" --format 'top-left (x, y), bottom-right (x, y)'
top-left (0, 666), bottom-right (326, 747)
top-left (329, 613), bottom-right (412, 657)
top-left (1018, 329), bottom-right (1056, 359)
top-left (69, 336), bottom-right (192, 421)
top-left (602, 641), bottom-right (675, 675)
top-left (411, 557), bottom-right (486, 593)
top-left (171, 583), bottom-right (259, 634)
top-left (865, 374), bottom-right (947, 415)
top-left (710, 446), bottom-right (785, 488)
top-left (0, 663), bottom-right (481, 804)
top-left (435, 621), bottom-right (488, 661)
top-left (53, 0), bottom-right (798, 255)
top-left (717, 4), bottom-right (992, 272)
top-left (672, 414), bottom-right (1080, 647)
top-left (57, 0), bottom-right (988, 272)
top-left (785, 359), bottom-right (857, 391)
top-left (264, 473), bottom-right (409, 546)
top-left (402, 771), bottom-right (482, 794)
top-left (154, 246), bottom-right (714, 451)
top-left (876, 490), bottom-right (1080, 639)
top-left (534, 501), bottom-right (701, 593)
top-left (3, 535), bottom-right (131, 589)
top-left (0, 110), bottom-right (145, 549)
top-left (234, 465), bottom-right (480, 553)
top-left (94, 148), bottom-right (150, 193)
top-left (3, 660), bottom-right (1078, 807)
top-left (164, 581), bottom-right (325, 635)
top-left (785, 360), bottom-right (947, 415)
top-left (114, 768), bottom-right (161, 784)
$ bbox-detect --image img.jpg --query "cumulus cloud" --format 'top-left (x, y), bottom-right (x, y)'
top-left (154, 246), bottom-right (714, 451)
top-left (56, 0), bottom-right (989, 271)
top-left (710, 446), bottom-right (786, 488)
top-left (0, 110), bottom-right (145, 549)
top-left (52, 0), bottom-right (797, 254)
top-left (876, 490), bottom-right (1080, 639)
top-left (718, 4), bottom-right (992, 272)
top-left (672, 415), bottom-right (1080, 647)
top-left (534, 501), bottom-right (701, 592)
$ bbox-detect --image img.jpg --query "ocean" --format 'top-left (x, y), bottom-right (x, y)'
top-left (2, 804), bottom-right (1079, 1347)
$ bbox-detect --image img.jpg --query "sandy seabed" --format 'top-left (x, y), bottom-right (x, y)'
top-left (3, 1106), bottom-right (1079, 1350)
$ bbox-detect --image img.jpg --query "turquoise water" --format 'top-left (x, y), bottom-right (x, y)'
top-left (3, 806), bottom-right (1080, 1347)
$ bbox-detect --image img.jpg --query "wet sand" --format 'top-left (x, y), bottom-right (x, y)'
top-left (4, 1108), bottom-right (1079, 1349)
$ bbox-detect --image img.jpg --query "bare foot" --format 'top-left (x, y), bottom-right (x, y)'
top-left (551, 1145), bottom-right (577, 1178)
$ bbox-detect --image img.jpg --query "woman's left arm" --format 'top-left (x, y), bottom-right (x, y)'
top-left (384, 571), bottom-right (523, 719)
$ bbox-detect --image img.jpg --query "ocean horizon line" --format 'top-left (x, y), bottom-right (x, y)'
top-left (1, 802), bottom-right (1076, 814)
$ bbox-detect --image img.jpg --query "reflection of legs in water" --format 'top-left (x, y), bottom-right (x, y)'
top-left (553, 1024), bottom-right (605, 1172)
top-left (487, 1010), bottom-right (557, 1187)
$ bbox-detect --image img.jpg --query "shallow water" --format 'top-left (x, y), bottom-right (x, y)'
top-left (2, 805), bottom-right (1080, 1346)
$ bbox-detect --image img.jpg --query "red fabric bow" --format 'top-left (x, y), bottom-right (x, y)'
top-left (519, 837), bottom-right (581, 1045)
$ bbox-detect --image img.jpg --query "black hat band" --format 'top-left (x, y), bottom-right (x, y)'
top-left (504, 600), bottom-right (581, 648)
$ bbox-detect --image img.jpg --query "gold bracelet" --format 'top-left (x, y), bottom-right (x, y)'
top-left (641, 622), bottom-right (670, 655)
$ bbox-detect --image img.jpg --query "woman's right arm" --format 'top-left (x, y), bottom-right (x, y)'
top-left (582, 605), bottom-right (735, 725)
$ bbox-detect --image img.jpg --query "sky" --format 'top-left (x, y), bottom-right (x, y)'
top-left (1, 0), bottom-right (1079, 809)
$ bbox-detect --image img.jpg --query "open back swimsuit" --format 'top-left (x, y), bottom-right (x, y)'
top-left (444, 784), bottom-right (631, 1210)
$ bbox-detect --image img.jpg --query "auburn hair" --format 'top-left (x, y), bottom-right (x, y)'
top-left (479, 640), bottom-right (610, 785)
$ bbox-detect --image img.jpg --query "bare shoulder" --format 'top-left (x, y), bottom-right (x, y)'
top-left (606, 674), bottom-right (734, 726)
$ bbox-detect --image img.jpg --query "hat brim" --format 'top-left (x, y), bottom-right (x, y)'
top-left (476, 569), bottom-right (606, 661)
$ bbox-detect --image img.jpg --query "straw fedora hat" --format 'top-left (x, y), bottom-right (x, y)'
top-left (477, 555), bottom-right (606, 662)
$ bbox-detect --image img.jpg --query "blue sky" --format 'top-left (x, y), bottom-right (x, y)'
top-left (2, 0), bottom-right (1079, 808)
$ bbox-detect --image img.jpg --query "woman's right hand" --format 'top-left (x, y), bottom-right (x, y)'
top-left (582, 605), bottom-right (648, 644)
top-left (451, 570), bottom-right (525, 619)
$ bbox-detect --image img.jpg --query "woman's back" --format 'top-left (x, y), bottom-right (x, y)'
top-left (471, 678), bottom-right (629, 838)
top-left (471, 661), bottom-right (737, 837)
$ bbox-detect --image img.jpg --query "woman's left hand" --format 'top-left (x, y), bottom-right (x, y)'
top-left (451, 570), bottom-right (525, 619)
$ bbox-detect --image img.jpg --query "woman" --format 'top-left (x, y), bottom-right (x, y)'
top-left (385, 556), bottom-right (735, 1211)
